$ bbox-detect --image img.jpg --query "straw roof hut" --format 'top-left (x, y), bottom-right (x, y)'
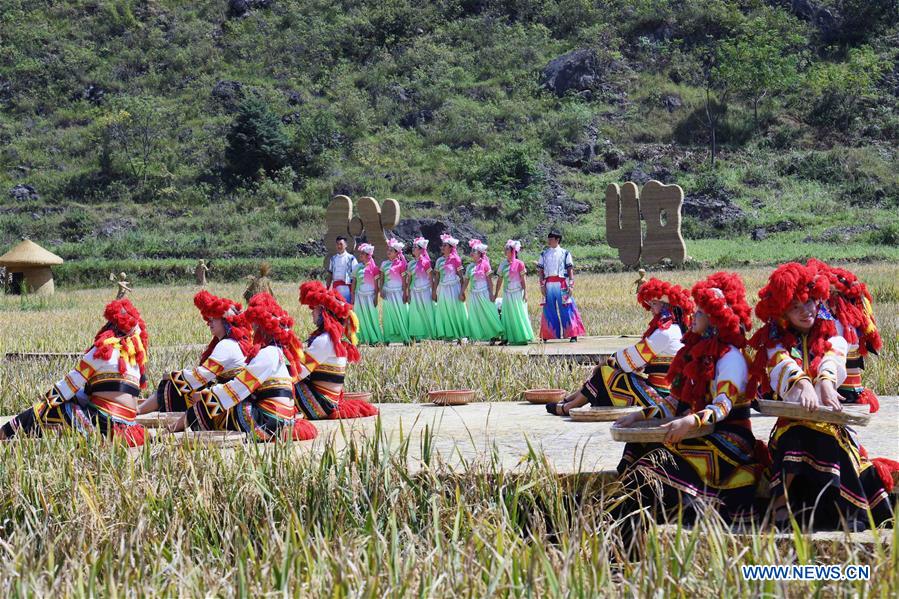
top-left (0, 239), bottom-right (64, 295)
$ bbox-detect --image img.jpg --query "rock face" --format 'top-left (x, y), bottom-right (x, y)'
top-left (211, 80), bottom-right (244, 109)
top-left (750, 220), bottom-right (798, 241)
top-left (804, 224), bottom-right (879, 244)
top-left (682, 191), bottom-right (745, 230)
top-left (9, 184), bottom-right (39, 202)
top-left (541, 167), bottom-right (590, 218)
top-left (228, 0), bottom-right (273, 18)
top-left (388, 218), bottom-right (486, 258)
top-left (540, 49), bottom-right (604, 97)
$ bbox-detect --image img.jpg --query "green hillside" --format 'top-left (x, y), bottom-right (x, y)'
top-left (2, 0), bottom-right (898, 283)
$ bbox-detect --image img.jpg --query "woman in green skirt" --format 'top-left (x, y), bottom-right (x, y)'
top-left (462, 239), bottom-right (503, 343)
top-left (405, 236), bottom-right (436, 341)
top-left (350, 243), bottom-right (383, 346)
top-left (380, 239), bottom-right (411, 344)
top-left (494, 239), bottom-right (534, 345)
top-left (433, 234), bottom-right (468, 341)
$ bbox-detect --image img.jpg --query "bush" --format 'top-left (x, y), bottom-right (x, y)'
top-left (225, 97), bottom-right (292, 184)
top-left (464, 145), bottom-right (546, 221)
top-left (59, 208), bottom-right (98, 242)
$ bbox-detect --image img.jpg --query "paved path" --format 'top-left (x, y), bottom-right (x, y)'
top-left (308, 398), bottom-right (899, 475)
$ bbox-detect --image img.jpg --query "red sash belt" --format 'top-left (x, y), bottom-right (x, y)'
top-left (332, 281), bottom-right (350, 288)
top-left (90, 396), bottom-right (138, 421)
top-left (544, 276), bottom-right (568, 289)
top-left (256, 398), bottom-right (297, 419)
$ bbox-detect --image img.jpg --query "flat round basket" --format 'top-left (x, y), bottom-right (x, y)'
top-left (429, 389), bottom-right (476, 406)
top-left (135, 412), bottom-right (182, 429)
top-left (610, 418), bottom-right (714, 443)
top-left (755, 399), bottom-right (870, 427)
top-left (569, 405), bottom-right (642, 422)
top-left (343, 391), bottom-right (373, 403)
top-left (523, 388), bottom-right (566, 404)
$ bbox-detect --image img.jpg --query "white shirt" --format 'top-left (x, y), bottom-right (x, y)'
top-left (537, 246), bottom-right (573, 278)
top-left (209, 345), bottom-right (291, 410)
top-left (329, 252), bottom-right (358, 284)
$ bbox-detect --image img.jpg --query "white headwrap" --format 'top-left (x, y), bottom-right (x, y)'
top-left (357, 243), bottom-right (375, 255)
top-left (440, 233), bottom-right (459, 247)
top-left (413, 236), bottom-right (429, 250)
top-left (387, 238), bottom-right (406, 252)
top-left (504, 239), bottom-right (522, 253)
top-left (468, 239), bottom-right (488, 254)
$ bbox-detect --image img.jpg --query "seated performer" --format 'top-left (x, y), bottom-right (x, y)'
top-left (807, 259), bottom-right (882, 410)
top-left (138, 290), bottom-right (250, 415)
top-left (293, 280), bottom-right (378, 419)
top-left (462, 239), bottom-right (502, 343)
top-left (351, 243), bottom-right (383, 346)
top-left (326, 236), bottom-right (357, 303)
top-left (746, 262), bottom-right (894, 530)
top-left (546, 278), bottom-right (693, 416)
top-left (537, 229), bottom-right (585, 342)
top-left (176, 293), bottom-right (317, 441)
top-left (610, 272), bottom-right (760, 553)
top-left (0, 298), bottom-right (149, 446)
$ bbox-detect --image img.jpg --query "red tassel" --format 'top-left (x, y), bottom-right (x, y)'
top-left (113, 423), bottom-right (146, 447)
top-left (329, 399), bottom-right (379, 420)
top-left (871, 457), bottom-right (899, 493)
top-left (754, 439), bottom-right (772, 469)
top-left (291, 418), bottom-right (318, 441)
top-left (857, 388), bottom-right (880, 413)
top-left (859, 444), bottom-right (869, 459)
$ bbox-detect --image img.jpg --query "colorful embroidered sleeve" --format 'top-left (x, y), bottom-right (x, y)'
top-left (45, 348), bottom-right (98, 405)
top-left (198, 346), bottom-right (280, 412)
top-left (297, 335), bottom-right (333, 380)
top-left (614, 338), bottom-right (655, 373)
top-left (816, 334), bottom-right (848, 386)
top-left (767, 344), bottom-right (810, 400)
top-left (639, 392), bottom-right (680, 420)
top-left (692, 346), bottom-right (748, 426)
top-left (176, 338), bottom-right (247, 391)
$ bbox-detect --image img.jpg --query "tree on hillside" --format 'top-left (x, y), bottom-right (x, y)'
top-left (95, 96), bottom-right (166, 191)
top-left (224, 97), bottom-right (291, 184)
top-left (805, 45), bottom-right (887, 132)
top-left (716, 11), bottom-right (804, 130)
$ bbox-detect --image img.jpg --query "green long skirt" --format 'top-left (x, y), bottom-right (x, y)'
top-left (408, 285), bottom-right (436, 340)
top-left (467, 289), bottom-right (502, 342)
top-left (500, 287), bottom-right (534, 345)
top-left (354, 291), bottom-right (383, 345)
top-left (381, 288), bottom-right (411, 344)
top-left (435, 282), bottom-right (468, 340)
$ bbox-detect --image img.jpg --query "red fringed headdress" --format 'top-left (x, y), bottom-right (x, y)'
top-left (746, 262), bottom-right (834, 399)
top-left (636, 278), bottom-right (694, 337)
top-left (92, 298), bottom-right (150, 388)
top-left (668, 272), bottom-right (752, 412)
top-left (298, 280), bottom-right (360, 363)
top-left (235, 293), bottom-right (304, 379)
top-left (807, 259), bottom-right (881, 355)
top-left (193, 290), bottom-right (253, 363)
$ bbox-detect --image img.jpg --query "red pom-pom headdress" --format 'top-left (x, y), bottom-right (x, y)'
top-left (668, 272), bottom-right (752, 412)
top-left (746, 262), bottom-right (835, 399)
top-left (636, 278), bottom-right (694, 337)
top-left (193, 290), bottom-right (253, 363)
top-left (235, 293), bottom-right (304, 379)
top-left (299, 280), bottom-right (360, 363)
top-left (92, 298), bottom-right (150, 388)
top-left (807, 259), bottom-right (881, 355)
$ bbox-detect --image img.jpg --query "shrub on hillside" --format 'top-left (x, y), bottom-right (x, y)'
top-left (224, 97), bottom-right (291, 184)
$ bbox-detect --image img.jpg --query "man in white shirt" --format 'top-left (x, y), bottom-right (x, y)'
top-left (326, 236), bottom-right (357, 304)
top-left (537, 229), bottom-right (586, 342)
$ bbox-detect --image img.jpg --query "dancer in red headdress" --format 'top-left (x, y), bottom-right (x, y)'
top-left (0, 298), bottom-right (149, 446)
top-left (177, 293), bottom-right (317, 441)
top-left (139, 290), bottom-right (251, 415)
top-left (609, 272), bottom-right (761, 556)
top-left (293, 280), bottom-right (378, 420)
top-left (747, 262), bottom-right (894, 530)
top-left (547, 278), bottom-right (693, 416)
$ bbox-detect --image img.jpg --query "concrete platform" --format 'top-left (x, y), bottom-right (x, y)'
top-left (308, 397), bottom-right (899, 475)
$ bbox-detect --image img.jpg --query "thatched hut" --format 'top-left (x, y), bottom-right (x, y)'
top-left (0, 239), bottom-right (64, 295)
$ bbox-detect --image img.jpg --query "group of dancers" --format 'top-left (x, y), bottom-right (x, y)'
top-left (0, 282), bottom-right (378, 445)
top-left (545, 260), bottom-right (895, 546)
top-left (0, 254), bottom-right (894, 541)
top-left (326, 229), bottom-right (585, 346)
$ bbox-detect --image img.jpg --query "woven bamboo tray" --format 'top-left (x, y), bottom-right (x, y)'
top-left (610, 418), bottom-right (714, 443)
top-left (522, 389), bottom-right (566, 404)
top-left (135, 412), bottom-right (182, 429)
top-left (429, 389), bottom-right (476, 406)
top-left (343, 391), bottom-right (373, 403)
top-left (569, 405), bottom-right (642, 422)
top-left (756, 399), bottom-right (870, 427)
